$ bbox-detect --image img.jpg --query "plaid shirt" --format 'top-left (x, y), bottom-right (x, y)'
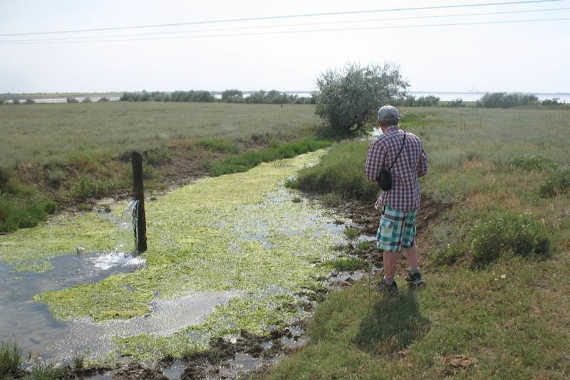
top-left (365, 126), bottom-right (428, 212)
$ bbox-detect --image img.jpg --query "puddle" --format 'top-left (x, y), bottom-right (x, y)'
top-left (0, 251), bottom-right (145, 358)
top-left (161, 359), bottom-right (185, 380)
top-left (0, 248), bottom-right (236, 363)
top-left (44, 290), bottom-right (237, 363)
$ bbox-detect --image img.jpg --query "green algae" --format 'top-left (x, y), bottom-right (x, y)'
top-left (15, 150), bottom-right (346, 360)
top-left (0, 213), bottom-right (119, 271)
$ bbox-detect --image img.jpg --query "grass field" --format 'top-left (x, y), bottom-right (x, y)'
top-left (0, 102), bottom-right (568, 377)
top-left (268, 106), bottom-right (570, 379)
top-left (0, 102), bottom-right (324, 232)
top-left (0, 102), bottom-right (319, 167)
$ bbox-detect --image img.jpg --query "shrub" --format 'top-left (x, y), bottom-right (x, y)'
top-left (470, 211), bottom-right (551, 267)
top-left (197, 139), bottom-right (239, 154)
top-left (541, 98), bottom-right (562, 106)
top-left (25, 98), bottom-right (35, 104)
top-left (81, 97), bottom-right (92, 103)
top-left (143, 147), bottom-right (172, 166)
top-left (0, 168), bottom-right (10, 193)
top-left (221, 89), bottom-right (244, 103)
top-left (292, 141), bottom-right (379, 202)
top-left (415, 96), bottom-right (440, 106)
top-left (315, 63), bottom-right (408, 135)
top-left (66, 97), bottom-right (79, 103)
top-left (447, 98), bottom-right (465, 107)
top-left (476, 92), bottom-right (538, 108)
top-left (46, 168), bottom-right (67, 187)
top-left (71, 176), bottom-right (117, 200)
top-left (0, 342), bottom-right (21, 378)
top-left (540, 168), bottom-right (570, 197)
top-left (508, 156), bottom-right (557, 171)
top-left (97, 96), bottom-right (110, 102)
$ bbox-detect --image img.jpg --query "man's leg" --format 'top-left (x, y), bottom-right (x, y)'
top-left (382, 250), bottom-right (398, 283)
top-left (402, 245), bottom-right (419, 273)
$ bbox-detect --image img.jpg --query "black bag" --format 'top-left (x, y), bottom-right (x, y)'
top-left (377, 133), bottom-right (406, 191)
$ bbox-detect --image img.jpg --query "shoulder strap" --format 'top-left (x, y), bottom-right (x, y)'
top-left (389, 132), bottom-right (406, 170)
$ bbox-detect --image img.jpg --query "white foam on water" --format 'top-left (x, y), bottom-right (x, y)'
top-left (89, 251), bottom-right (146, 271)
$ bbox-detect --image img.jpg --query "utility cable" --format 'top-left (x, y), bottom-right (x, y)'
top-left (2, 6), bottom-right (568, 43)
top-left (2, 17), bottom-right (568, 45)
top-left (0, 0), bottom-right (562, 37)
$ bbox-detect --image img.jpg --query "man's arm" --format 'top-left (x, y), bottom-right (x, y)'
top-left (365, 140), bottom-right (384, 182)
top-left (417, 143), bottom-right (428, 177)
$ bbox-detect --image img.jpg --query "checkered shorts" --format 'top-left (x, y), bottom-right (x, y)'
top-left (376, 205), bottom-right (417, 252)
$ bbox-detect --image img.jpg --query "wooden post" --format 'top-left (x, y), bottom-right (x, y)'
top-left (132, 152), bottom-right (147, 253)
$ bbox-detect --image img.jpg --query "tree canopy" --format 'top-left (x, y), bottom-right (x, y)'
top-left (315, 63), bottom-right (408, 134)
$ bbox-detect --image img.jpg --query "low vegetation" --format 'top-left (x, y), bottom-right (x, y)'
top-left (209, 138), bottom-right (331, 176)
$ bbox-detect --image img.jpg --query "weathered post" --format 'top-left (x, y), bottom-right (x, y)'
top-left (132, 152), bottom-right (147, 253)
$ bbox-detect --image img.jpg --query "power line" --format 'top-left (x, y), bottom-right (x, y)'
top-left (3, 6), bottom-right (569, 43)
top-left (3, 17), bottom-right (568, 45)
top-left (0, 0), bottom-right (562, 37)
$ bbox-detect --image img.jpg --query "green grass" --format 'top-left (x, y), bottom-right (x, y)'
top-left (0, 102), bottom-right (318, 167)
top-left (0, 342), bottom-right (21, 378)
top-left (264, 106), bottom-right (569, 379)
top-left (265, 254), bottom-right (569, 379)
top-left (0, 102), bottom-right (322, 233)
top-left (208, 138), bottom-right (332, 176)
top-left (289, 141), bottom-right (379, 202)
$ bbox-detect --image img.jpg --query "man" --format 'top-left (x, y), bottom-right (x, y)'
top-left (365, 105), bottom-right (428, 295)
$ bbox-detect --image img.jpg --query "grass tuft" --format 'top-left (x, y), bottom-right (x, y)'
top-left (540, 168), bottom-right (570, 198)
top-left (0, 342), bottom-right (22, 378)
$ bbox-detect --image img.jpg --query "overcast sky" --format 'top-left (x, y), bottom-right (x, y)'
top-left (1, 0), bottom-right (569, 93)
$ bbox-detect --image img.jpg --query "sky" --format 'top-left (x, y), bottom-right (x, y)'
top-left (0, 0), bottom-right (569, 93)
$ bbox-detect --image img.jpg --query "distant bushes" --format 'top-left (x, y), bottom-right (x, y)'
top-left (541, 98), bottom-right (566, 106)
top-left (287, 141), bottom-right (379, 202)
top-left (119, 89), bottom-right (317, 104)
top-left (476, 92), bottom-right (538, 108)
top-left (120, 90), bottom-right (216, 102)
top-left (395, 95), bottom-right (440, 107)
top-left (446, 98), bottom-right (465, 107)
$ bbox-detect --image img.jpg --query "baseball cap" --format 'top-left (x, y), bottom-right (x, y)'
top-left (377, 105), bottom-right (400, 124)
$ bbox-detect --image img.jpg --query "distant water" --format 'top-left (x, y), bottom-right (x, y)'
top-left (7, 92), bottom-right (569, 104)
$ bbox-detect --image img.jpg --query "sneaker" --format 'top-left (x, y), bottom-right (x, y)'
top-left (377, 279), bottom-right (399, 296)
top-left (405, 271), bottom-right (425, 287)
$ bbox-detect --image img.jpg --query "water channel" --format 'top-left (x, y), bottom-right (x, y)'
top-left (0, 151), bottom-right (348, 366)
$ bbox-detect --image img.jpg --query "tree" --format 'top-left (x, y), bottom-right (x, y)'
top-left (315, 63), bottom-right (408, 134)
top-left (221, 89), bottom-right (243, 103)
